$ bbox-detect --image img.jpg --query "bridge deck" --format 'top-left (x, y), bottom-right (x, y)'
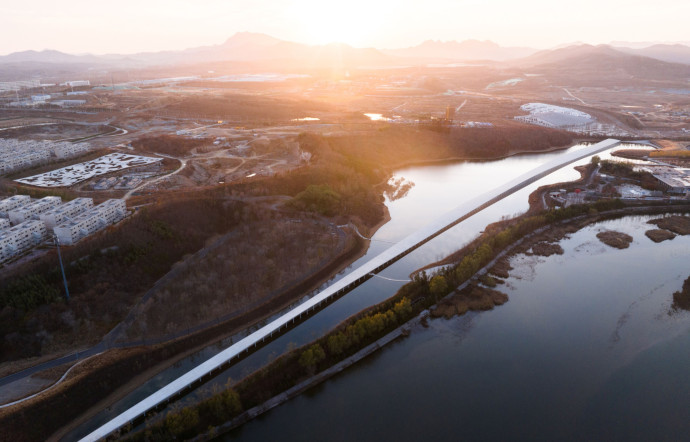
top-left (81, 138), bottom-right (620, 441)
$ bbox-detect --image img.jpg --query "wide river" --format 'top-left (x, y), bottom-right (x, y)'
top-left (69, 142), bottom-right (690, 440)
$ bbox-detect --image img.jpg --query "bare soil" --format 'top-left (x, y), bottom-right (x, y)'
top-left (596, 230), bottom-right (633, 249)
top-left (529, 242), bottom-right (564, 256)
top-left (648, 215), bottom-right (690, 235)
top-left (645, 229), bottom-right (676, 243)
top-left (489, 257), bottom-right (513, 278)
top-left (672, 276), bottom-right (690, 312)
top-left (431, 285), bottom-right (509, 319)
top-left (611, 149), bottom-right (653, 160)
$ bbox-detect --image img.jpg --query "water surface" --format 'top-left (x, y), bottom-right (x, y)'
top-left (230, 215), bottom-right (690, 441)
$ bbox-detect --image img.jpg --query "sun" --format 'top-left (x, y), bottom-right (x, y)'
top-left (291, 0), bottom-right (384, 46)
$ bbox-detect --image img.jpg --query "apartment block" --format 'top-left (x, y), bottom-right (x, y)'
top-left (54, 199), bottom-right (126, 245)
top-left (0, 195), bottom-right (31, 217)
top-left (94, 199), bottom-right (127, 224)
top-left (0, 139), bottom-right (92, 174)
top-left (0, 220), bottom-right (47, 263)
top-left (39, 197), bottom-right (93, 230)
top-left (0, 218), bottom-right (9, 230)
top-left (8, 196), bottom-right (62, 225)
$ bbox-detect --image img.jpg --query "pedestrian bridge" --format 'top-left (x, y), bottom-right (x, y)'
top-left (81, 138), bottom-right (620, 441)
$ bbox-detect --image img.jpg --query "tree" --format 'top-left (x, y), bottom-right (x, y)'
top-left (205, 384), bottom-right (242, 422)
top-left (429, 275), bottom-right (449, 297)
top-left (290, 184), bottom-right (341, 216)
top-left (591, 155), bottom-right (600, 166)
top-left (298, 344), bottom-right (326, 371)
top-left (165, 407), bottom-right (199, 438)
top-left (393, 297), bottom-right (412, 320)
top-left (327, 332), bottom-right (349, 355)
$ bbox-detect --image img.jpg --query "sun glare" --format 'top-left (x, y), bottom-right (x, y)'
top-left (291, 0), bottom-right (385, 46)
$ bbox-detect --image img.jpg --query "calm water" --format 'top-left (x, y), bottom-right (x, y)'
top-left (229, 215), bottom-right (690, 441)
top-left (67, 143), bottom-right (656, 439)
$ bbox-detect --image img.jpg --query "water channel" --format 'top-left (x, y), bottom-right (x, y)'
top-left (69, 142), bottom-right (667, 440)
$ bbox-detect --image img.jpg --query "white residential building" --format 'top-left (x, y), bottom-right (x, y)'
top-left (54, 199), bottom-right (126, 245)
top-left (8, 196), bottom-right (61, 225)
top-left (0, 79), bottom-right (41, 92)
top-left (31, 94), bottom-right (51, 102)
top-left (63, 80), bottom-right (90, 87)
top-left (0, 195), bottom-right (31, 217)
top-left (94, 199), bottom-right (127, 224)
top-left (0, 220), bottom-right (47, 263)
top-left (53, 100), bottom-right (86, 107)
top-left (39, 197), bottom-right (93, 230)
top-left (0, 218), bottom-right (9, 230)
top-left (52, 142), bottom-right (91, 159)
top-left (0, 139), bottom-right (92, 175)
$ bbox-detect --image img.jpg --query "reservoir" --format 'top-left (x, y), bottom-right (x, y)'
top-left (69, 142), bottom-right (667, 439)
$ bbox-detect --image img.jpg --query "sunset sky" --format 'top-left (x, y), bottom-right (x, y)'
top-left (3, 0), bottom-right (690, 55)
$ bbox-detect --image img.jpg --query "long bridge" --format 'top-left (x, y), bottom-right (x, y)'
top-left (81, 138), bottom-right (620, 441)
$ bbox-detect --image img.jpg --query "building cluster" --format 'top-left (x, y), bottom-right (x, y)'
top-left (61, 80), bottom-right (90, 88)
top-left (642, 166), bottom-right (690, 194)
top-left (0, 138), bottom-right (92, 174)
top-left (0, 195), bottom-right (126, 263)
top-left (514, 103), bottom-right (633, 136)
top-left (0, 79), bottom-right (42, 92)
top-left (515, 103), bottom-right (594, 129)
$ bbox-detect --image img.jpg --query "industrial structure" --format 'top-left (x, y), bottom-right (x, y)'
top-left (643, 166), bottom-right (690, 194)
top-left (515, 103), bottom-right (594, 129)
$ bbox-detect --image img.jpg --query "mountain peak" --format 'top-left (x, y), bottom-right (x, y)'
top-left (222, 32), bottom-right (282, 47)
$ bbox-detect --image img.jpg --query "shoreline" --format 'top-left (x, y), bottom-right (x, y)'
top-left (385, 140), bottom-right (585, 171)
top-left (186, 205), bottom-right (690, 442)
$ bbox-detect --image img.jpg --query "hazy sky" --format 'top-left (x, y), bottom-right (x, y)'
top-left (3, 0), bottom-right (690, 55)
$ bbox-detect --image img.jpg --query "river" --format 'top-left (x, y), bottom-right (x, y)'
top-left (67, 142), bottom-right (663, 440)
top-left (228, 214), bottom-right (690, 441)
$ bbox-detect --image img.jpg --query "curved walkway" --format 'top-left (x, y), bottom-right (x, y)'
top-left (0, 352), bottom-right (103, 409)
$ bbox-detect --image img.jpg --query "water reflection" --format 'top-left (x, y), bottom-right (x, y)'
top-left (230, 216), bottom-right (690, 441)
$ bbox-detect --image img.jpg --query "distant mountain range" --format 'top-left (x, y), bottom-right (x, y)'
top-left (0, 33), bottom-right (393, 69)
top-left (383, 39), bottom-right (536, 61)
top-left (2, 32), bottom-right (690, 73)
top-left (512, 44), bottom-right (690, 82)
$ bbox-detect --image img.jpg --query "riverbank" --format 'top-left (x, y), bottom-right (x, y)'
top-left (192, 310), bottom-right (429, 442)
top-left (386, 139), bottom-right (585, 171)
